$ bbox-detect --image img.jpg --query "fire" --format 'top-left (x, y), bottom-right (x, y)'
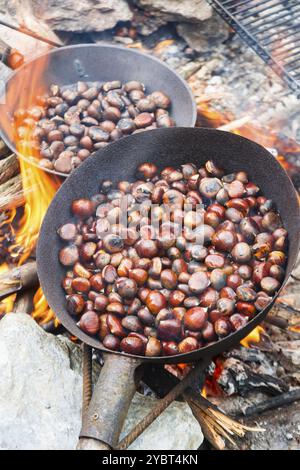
top-left (0, 46), bottom-right (61, 323)
top-left (240, 325), bottom-right (264, 348)
top-left (32, 287), bottom-right (59, 327)
top-left (10, 159), bottom-right (59, 265)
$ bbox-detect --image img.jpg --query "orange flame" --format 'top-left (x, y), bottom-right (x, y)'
top-left (0, 263), bottom-right (16, 314)
top-left (32, 287), bottom-right (59, 327)
top-left (0, 47), bottom-right (61, 323)
top-left (240, 325), bottom-right (264, 348)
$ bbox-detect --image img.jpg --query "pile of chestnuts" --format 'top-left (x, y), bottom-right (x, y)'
top-left (14, 80), bottom-right (174, 174)
top-left (58, 160), bottom-right (288, 357)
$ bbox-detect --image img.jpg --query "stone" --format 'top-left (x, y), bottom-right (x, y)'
top-left (134, 0), bottom-right (212, 23)
top-left (123, 393), bottom-right (203, 450)
top-left (177, 16), bottom-right (229, 53)
top-left (1, 0), bottom-right (133, 33)
top-left (0, 313), bottom-right (203, 450)
top-left (0, 313), bottom-right (83, 450)
top-left (33, 0), bottom-right (133, 32)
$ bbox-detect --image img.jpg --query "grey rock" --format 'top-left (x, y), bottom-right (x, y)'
top-left (16, 0), bottom-right (133, 33)
top-left (0, 313), bottom-right (203, 450)
top-left (123, 393), bottom-right (203, 450)
top-left (0, 313), bottom-right (83, 450)
top-left (134, 0), bottom-right (212, 23)
top-left (177, 16), bottom-right (229, 53)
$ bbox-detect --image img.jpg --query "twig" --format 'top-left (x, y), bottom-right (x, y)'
top-left (184, 389), bottom-right (264, 450)
top-left (14, 0), bottom-right (63, 47)
top-left (218, 116), bottom-right (251, 132)
top-left (189, 401), bottom-right (226, 450)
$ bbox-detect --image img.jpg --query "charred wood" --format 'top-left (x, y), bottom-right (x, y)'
top-left (217, 358), bottom-right (288, 397)
top-left (242, 388), bottom-right (300, 417)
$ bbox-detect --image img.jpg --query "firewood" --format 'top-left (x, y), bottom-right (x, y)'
top-left (188, 401), bottom-right (226, 450)
top-left (0, 261), bottom-right (38, 300)
top-left (242, 388), bottom-right (300, 417)
top-left (0, 174), bottom-right (24, 210)
top-left (185, 389), bottom-right (265, 450)
top-left (218, 116), bottom-right (251, 132)
top-left (13, 288), bottom-right (34, 314)
top-left (0, 154), bottom-right (19, 185)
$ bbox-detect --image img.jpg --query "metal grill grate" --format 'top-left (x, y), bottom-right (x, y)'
top-left (207, 0), bottom-right (300, 96)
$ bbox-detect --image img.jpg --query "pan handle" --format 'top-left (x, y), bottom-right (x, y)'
top-left (77, 352), bottom-right (142, 450)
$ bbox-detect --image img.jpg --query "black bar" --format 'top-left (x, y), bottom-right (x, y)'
top-left (271, 38), bottom-right (300, 57)
top-left (243, 9), bottom-right (300, 28)
top-left (236, 1), bottom-right (282, 19)
top-left (207, 0), bottom-right (300, 94)
top-left (260, 29), bottom-right (300, 45)
top-left (282, 55), bottom-right (300, 67)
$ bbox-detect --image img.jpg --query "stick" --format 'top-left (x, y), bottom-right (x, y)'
top-left (188, 401), bottom-right (226, 450)
top-left (242, 389), bottom-right (300, 417)
top-left (0, 261), bottom-right (38, 300)
top-left (14, 0), bottom-right (63, 47)
top-left (264, 316), bottom-right (289, 330)
top-left (0, 154), bottom-right (19, 185)
top-left (0, 18), bottom-right (61, 48)
top-left (218, 116), bottom-right (251, 132)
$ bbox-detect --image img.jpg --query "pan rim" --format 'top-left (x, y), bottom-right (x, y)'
top-left (37, 127), bottom-right (300, 363)
top-left (0, 43), bottom-right (197, 178)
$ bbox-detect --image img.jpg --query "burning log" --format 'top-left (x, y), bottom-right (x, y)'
top-left (0, 174), bottom-right (22, 194)
top-left (13, 288), bottom-right (34, 314)
top-left (0, 174), bottom-right (24, 210)
top-left (216, 357), bottom-right (289, 397)
top-left (242, 388), bottom-right (300, 418)
top-left (0, 261), bottom-right (38, 300)
top-left (0, 154), bottom-right (19, 185)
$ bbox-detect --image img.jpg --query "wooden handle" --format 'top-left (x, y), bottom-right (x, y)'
top-left (77, 353), bottom-right (142, 450)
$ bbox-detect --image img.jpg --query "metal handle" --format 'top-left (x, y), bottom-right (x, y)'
top-left (77, 352), bottom-right (142, 450)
